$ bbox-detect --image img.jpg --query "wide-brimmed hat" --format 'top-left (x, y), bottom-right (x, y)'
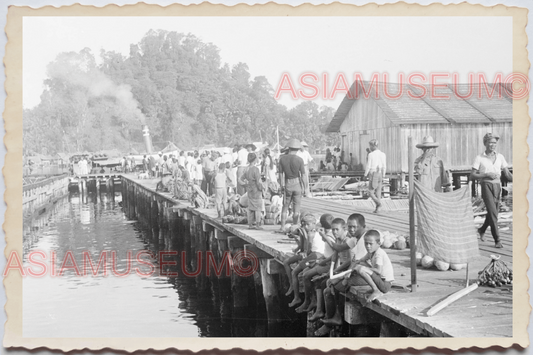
top-left (301, 141), bottom-right (308, 147)
top-left (286, 138), bottom-right (302, 150)
top-left (416, 136), bottom-right (439, 149)
top-left (245, 143), bottom-right (257, 151)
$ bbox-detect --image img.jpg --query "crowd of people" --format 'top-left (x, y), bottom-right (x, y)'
top-left (120, 156), bottom-right (137, 173)
top-left (137, 141), bottom-right (315, 229)
top-left (319, 147), bottom-right (350, 172)
top-left (123, 132), bottom-right (511, 334)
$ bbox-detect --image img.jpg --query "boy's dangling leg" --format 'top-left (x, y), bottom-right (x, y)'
top-left (289, 263), bottom-right (305, 307)
top-left (295, 270), bottom-right (313, 313)
top-left (322, 280), bottom-right (344, 326)
top-left (309, 287), bottom-right (325, 321)
top-left (323, 285), bottom-right (336, 320)
top-left (283, 255), bottom-right (299, 296)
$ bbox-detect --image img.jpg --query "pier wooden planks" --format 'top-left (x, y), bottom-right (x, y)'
top-left (124, 175), bottom-right (513, 338)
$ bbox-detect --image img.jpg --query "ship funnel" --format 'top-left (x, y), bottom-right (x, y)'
top-left (142, 125), bottom-right (153, 154)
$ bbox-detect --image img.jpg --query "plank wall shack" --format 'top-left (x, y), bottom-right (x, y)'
top-left (327, 82), bottom-right (512, 176)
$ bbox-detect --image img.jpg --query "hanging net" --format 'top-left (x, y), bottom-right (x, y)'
top-left (414, 179), bottom-right (479, 264)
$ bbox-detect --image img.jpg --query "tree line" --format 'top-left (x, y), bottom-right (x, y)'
top-left (23, 29), bottom-right (337, 156)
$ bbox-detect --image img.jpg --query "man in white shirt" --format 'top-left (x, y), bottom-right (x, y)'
top-left (186, 152), bottom-right (196, 175)
top-left (364, 139), bottom-right (386, 213)
top-left (222, 148), bottom-right (233, 165)
top-left (296, 141), bottom-right (314, 197)
top-left (177, 151), bottom-right (186, 168)
top-left (470, 133), bottom-right (511, 248)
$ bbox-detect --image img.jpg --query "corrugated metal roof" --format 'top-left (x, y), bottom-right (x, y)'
top-left (326, 81), bottom-right (513, 132)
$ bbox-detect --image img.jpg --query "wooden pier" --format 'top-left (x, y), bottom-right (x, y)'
top-left (68, 174), bottom-right (122, 194)
top-left (120, 175), bottom-right (512, 338)
top-left (23, 174), bottom-right (70, 221)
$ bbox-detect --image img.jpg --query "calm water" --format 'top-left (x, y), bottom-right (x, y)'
top-left (23, 190), bottom-right (305, 338)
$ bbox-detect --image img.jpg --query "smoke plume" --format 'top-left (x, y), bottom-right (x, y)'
top-left (46, 51), bottom-right (146, 124)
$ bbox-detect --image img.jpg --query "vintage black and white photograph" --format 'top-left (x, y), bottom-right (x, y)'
top-left (6, 2), bottom-right (529, 349)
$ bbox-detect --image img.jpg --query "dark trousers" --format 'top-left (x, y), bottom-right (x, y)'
top-left (202, 171), bottom-right (214, 196)
top-left (479, 181), bottom-right (501, 243)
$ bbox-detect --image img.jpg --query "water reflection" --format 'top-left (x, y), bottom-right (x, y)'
top-left (23, 188), bottom-right (306, 338)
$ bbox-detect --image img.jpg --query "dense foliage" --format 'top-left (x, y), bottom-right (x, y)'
top-left (23, 30), bottom-right (337, 155)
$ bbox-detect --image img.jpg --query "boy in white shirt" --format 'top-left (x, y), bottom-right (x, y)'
top-left (321, 230), bottom-right (394, 329)
top-left (312, 213), bottom-right (367, 335)
top-left (295, 214), bottom-right (336, 313)
top-left (284, 214), bottom-right (325, 308)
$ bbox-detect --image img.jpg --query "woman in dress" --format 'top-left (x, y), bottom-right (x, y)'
top-left (239, 153), bottom-right (264, 230)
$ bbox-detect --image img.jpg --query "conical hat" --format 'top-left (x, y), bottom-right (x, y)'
top-left (286, 138), bottom-right (302, 149)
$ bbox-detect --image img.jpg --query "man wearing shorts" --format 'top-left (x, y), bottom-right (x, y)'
top-left (278, 138), bottom-right (306, 229)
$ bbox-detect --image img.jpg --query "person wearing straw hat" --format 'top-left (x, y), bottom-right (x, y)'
top-left (471, 133), bottom-right (512, 249)
top-left (297, 141), bottom-right (314, 197)
top-left (278, 138), bottom-right (306, 230)
top-left (364, 139), bottom-right (386, 213)
top-left (414, 136), bottom-right (451, 193)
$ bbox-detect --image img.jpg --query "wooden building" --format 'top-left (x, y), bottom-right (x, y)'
top-left (326, 82), bottom-right (512, 175)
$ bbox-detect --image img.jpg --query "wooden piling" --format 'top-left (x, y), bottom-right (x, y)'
top-left (110, 176), bottom-right (115, 195)
top-left (228, 236), bottom-right (250, 308)
top-left (259, 258), bottom-right (282, 325)
top-left (95, 178), bottom-right (100, 200)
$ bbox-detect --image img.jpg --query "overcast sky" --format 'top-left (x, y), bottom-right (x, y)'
top-left (23, 16), bottom-right (512, 110)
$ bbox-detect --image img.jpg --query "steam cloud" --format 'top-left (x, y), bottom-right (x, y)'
top-left (46, 52), bottom-right (146, 125)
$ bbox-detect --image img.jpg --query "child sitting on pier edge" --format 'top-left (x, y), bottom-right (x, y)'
top-left (308, 217), bottom-right (352, 325)
top-left (214, 163), bottom-right (228, 219)
top-left (311, 213), bottom-right (367, 336)
top-left (284, 213), bottom-right (326, 307)
top-left (320, 230), bottom-right (394, 333)
top-left (294, 213), bottom-right (336, 314)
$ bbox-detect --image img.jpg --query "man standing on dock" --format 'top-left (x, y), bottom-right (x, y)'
top-left (297, 141), bottom-right (314, 197)
top-left (470, 133), bottom-right (511, 249)
top-left (364, 139), bottom-right (386, 213)
top-left (278, 138), bottom-right (306, 229)
top-left (414, 136), bottom-right (451, 193)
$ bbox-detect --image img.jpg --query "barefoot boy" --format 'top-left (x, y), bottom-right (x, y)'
top-left (294, 214), bottom-right (336, 313)
top-left (322, 230), bottom-right (394, 328)
top-left (298, 217), bottom-right (350, 315)
top-left (312, 214), bottom-right (367, 335)
top-left (284, 214), bottom-right (325, 307)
